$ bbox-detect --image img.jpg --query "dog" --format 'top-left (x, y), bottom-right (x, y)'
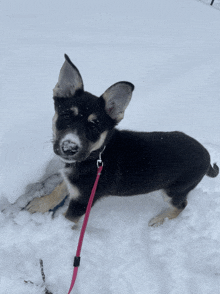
top-left (26, 54), bottom-right (219, 226)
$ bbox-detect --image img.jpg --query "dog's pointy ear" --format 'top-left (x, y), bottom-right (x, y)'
top-left (101, 82), bottom-right (134, 123)
top-left (53, 54), bottom-right (84, 98)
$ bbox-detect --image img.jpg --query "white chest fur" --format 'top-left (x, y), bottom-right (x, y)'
top-left (60, 168), bottom-right (80, 200)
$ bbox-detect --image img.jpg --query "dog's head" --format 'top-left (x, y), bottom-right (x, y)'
top-left (52, 54), bottom-right (134, 163)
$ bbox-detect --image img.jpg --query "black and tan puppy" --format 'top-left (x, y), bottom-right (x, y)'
top-left (27, 54), bottom-right (219, 226)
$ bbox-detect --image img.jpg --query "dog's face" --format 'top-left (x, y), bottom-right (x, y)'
top-left (53, 93), bottom-right (115, 163)
top-left (52, 54), bottom-right (134, 163)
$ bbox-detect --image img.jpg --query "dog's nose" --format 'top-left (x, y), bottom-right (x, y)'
top-left (61, 140), bottom-right (79, 156)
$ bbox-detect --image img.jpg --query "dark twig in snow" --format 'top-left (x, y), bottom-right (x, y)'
top-left (39, 259), bottom-right (53, 294)
top-left (24, 280), bottom-right (34, 284)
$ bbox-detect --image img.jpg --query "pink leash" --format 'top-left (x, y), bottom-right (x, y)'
top-left (67, 155), bottom-right (104, 294)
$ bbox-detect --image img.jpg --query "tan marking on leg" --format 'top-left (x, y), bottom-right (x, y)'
top-left (148, 206), bottom-right (183, 227)
top-left (26, 181), bottom-right (68, 214)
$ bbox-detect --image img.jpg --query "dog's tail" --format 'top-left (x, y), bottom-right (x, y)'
top-left (206, 163), bottom-right (219, 178)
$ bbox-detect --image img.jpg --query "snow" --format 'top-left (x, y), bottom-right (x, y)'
top-left (199, 0), bottom-right (220, 10)
top-left (1, 0), bottom-right (220, 293)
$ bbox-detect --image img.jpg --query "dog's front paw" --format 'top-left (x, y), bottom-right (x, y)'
top-left (26, 181), bottom-right (68, 214)
top-left (26, 196), bottom-right (55, 214)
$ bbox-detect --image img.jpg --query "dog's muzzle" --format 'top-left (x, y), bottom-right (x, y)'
top-left (61, 140), bottom-right (79, 156)
top-left (53, 133), bottom-right (89, 163)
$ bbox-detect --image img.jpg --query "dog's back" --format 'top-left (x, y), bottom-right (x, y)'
top-left (97, 130), bottom-right (213, 196)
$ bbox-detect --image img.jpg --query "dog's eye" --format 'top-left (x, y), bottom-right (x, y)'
top-left (89, 119), bottom-right (101, 132)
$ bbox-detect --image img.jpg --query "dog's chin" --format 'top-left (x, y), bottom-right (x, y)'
top-left (58, 156), bottom-right (76, 164)
top-left (56, 151), bottom-right (90, 164)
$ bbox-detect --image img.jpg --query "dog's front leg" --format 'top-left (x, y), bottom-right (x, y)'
top-left (64, 199), bottom-right (87, 223)
top-left (26, 181), bottom-right (68, 214)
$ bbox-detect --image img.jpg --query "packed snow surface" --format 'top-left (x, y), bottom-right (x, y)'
top-left (1, 0), bottom-right (220, 293)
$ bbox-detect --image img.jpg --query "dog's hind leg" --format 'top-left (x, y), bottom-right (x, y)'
top-left (148, 183), bottom-right (195, 227)
top-left (26, 181), bottom-right (68, 214)
top-left (148, 170), bottom-right (206, 227)
top-left (148, 196), bottom-right (187, 227)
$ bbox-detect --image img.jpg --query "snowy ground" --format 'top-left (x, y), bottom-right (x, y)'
top-left (1, 0), bottom-right (220, 293)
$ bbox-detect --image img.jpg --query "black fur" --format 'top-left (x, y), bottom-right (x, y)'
top-left (64, 130), bottom-right (217, 219)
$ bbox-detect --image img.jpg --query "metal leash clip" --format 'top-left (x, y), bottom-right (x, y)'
top-left (97, 146), bottom-right (106, 167)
